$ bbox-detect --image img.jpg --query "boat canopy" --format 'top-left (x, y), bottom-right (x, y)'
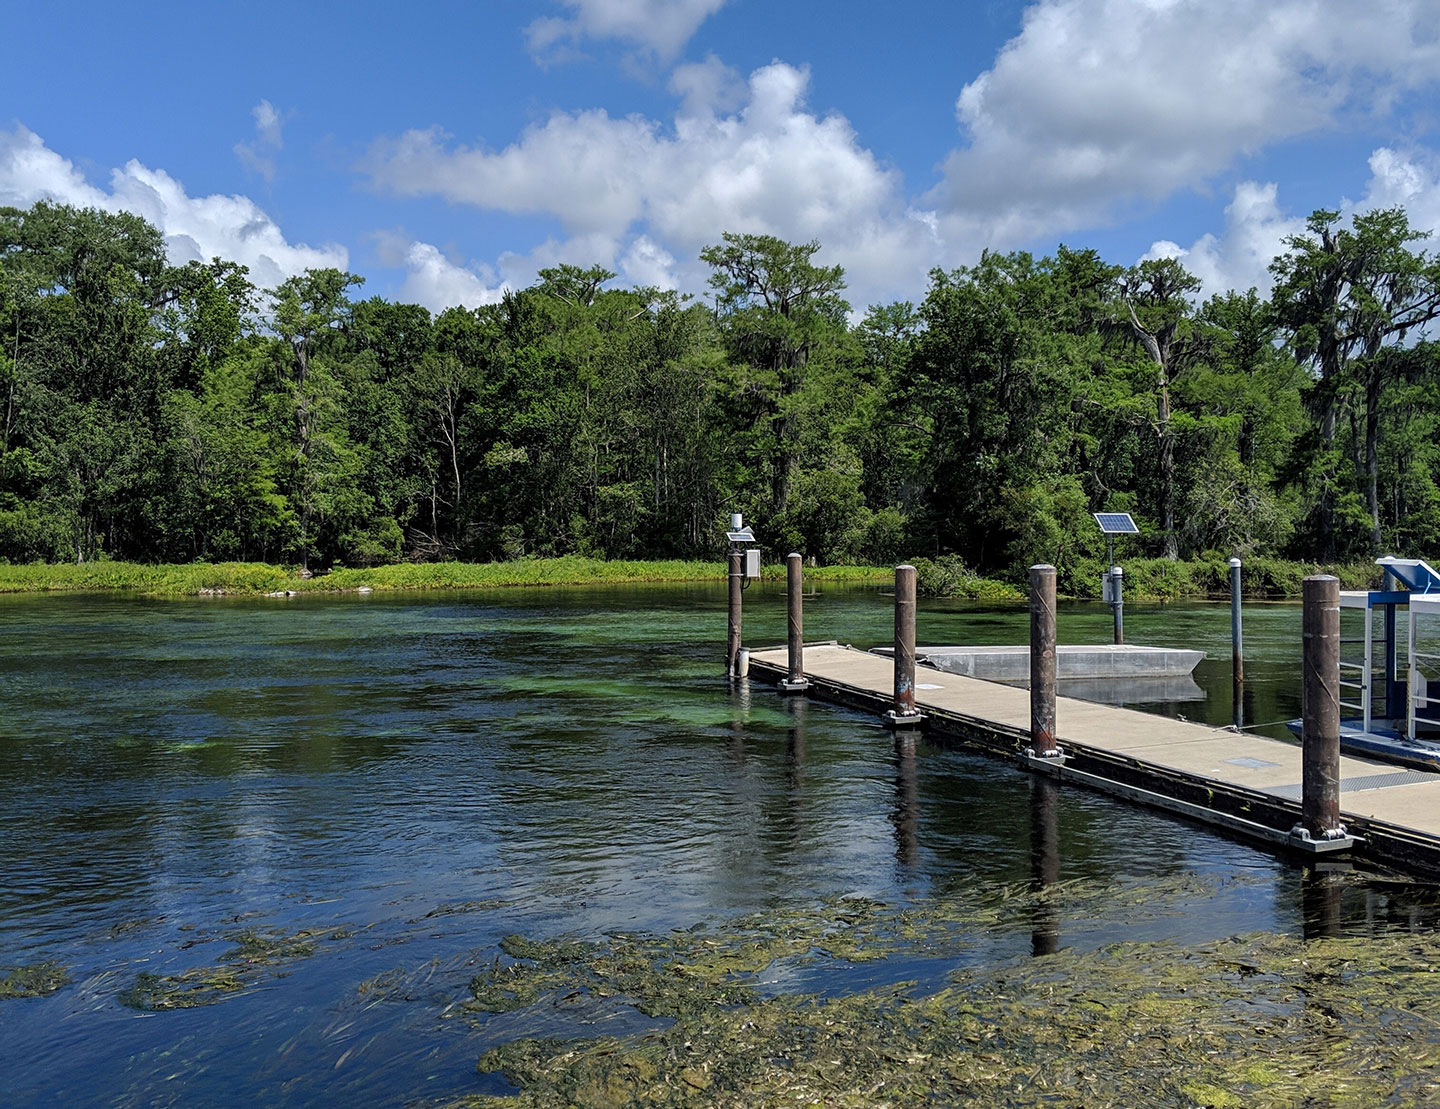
top-left (1339, 556), bottom-right (1440, 610)
top-left (1376, 556), bottom-right (1440, 594)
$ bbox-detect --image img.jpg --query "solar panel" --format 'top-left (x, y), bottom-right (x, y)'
top-left (1093, 512), bottom-right (1139, 535)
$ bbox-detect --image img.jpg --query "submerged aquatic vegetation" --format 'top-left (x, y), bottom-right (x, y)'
top-left (0, 961), bottom-right (69, 1000)
top-left (118, 924), bottom-right (349, 1011)
top-left (447, 878), bottom-right (1440, 1108)
top-left (119, 967), bottom-right (249, 1011)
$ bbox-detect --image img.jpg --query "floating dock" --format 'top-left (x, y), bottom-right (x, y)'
top-left (748, 642), bottom-right (1440, 877)
top-left (885, 643), bottom-right (1204, 682)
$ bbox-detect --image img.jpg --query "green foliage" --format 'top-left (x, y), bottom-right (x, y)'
top-left (1068, 556), bottom-right (1379, 601)
top-left (911, 555), bottom-right (1022, 599)
top-left (4, 201), bottom-right (1440, 580)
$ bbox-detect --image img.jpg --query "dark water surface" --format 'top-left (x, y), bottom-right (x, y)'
top-left (0, 583), bottom-right (1434, 1105)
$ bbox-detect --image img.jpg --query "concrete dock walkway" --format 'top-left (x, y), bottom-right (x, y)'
top-left (749, 642), bottom-right (1440, 876)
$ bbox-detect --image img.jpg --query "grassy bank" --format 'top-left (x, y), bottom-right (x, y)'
top-left (1066, 555), bottom-right (1381, 601)
top-left (0, 554), bottom-right (1387, 600)
top-left (0, 557), bottom-right (893, 597)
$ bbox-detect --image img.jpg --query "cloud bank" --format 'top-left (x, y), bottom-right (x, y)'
top-left (364, 60), bottom-right (943, 310)
top-left (0, 125), bottom-right (345, 290)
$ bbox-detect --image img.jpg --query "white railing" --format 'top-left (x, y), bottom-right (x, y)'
top-left (1409, 596), bottom-right (1440, 740)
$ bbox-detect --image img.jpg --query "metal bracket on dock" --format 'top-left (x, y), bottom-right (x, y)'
top-left (1286, 824), bottom-right (1363, 855)
top-left (777, 678), bottom-right (811, 694)
top-left (1018, 746), bottom-right (1069, 774)
top-left (883, 710), bottom-right (926, 729)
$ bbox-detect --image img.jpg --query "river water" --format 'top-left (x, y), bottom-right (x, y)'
top-left (0, 583), bottom-right (1434, 1105)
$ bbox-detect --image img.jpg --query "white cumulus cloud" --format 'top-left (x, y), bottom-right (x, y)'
top-left (1143, 182), bottom-right (1305, 297)
top-left (0, 124), bottom-right (345, 290)
top-left (363, 61), bottom-right (943, 311)
top-left (930, 0), bottom-right (1440, 250)
top-left (1145, 146), bottom-right (1440, 298)
top-left (373, 231), bottom-right (509, 312)
top-left (526, 0), bottom-right (728, 68)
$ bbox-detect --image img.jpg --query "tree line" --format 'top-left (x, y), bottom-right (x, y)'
top-left (2, 200), bottom-right (1438, 582)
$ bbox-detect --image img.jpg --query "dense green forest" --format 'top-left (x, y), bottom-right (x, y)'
top-left (2, 200), bottom-right (1438, 587)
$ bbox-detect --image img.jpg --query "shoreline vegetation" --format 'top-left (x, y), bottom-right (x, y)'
top-left (0, 554), bottom-right (1380, 601)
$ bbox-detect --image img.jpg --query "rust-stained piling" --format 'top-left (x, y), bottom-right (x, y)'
top-left (1301, 575), bottom-right (1343, 838)
top-left (781, 553), bottom-right (809, 692)
top-left (1029, 564), bottom-right (1059, 757)
top-left (885, 564), bottom-right (922, 726)
top-left (727, 550), bottom-right (743, 677)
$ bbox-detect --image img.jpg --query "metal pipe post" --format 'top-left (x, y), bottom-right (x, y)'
top-left (727, 549), bottom-right (743, 676)
top-left (893, 564), bottom-right (918, 717)
top-left (1029, 564), bottom-right (1059, 756)
top-left (782, 552), bottom-right (809, 691)
top-left (1112, 566), bottom-right (1124, 645)
top-left (1383, 566), bottom-right (1403, 721)
top-left (1230, 557), bottom-right (1244, 729)
top-left (1301, 574), bottom-right (1343, 838)
top-left (1230, 557), bottom-right (1244, 683)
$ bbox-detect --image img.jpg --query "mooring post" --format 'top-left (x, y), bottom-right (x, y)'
top-left (1230, 557), bottom-right (1244, 729)
top-left (1028, 564), bottom-right (1061, 759)
top-left (780, 552), bottom-right (809, 692)
top-left (726, 549), bottom-right (743, 677)
top-left (1300, 574), bottom-right (1344, 840)
top-left (884, 564), bottom-right (923, 727)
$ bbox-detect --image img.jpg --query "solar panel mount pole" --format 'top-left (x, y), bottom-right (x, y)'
top-left (727, 549), bottom-right (743, 677)
top-left (1112, 566), bottom-right (1124, 645)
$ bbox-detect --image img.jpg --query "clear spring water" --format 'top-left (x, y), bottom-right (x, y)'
top-left (0, 583), bottom-right (1434, 1105)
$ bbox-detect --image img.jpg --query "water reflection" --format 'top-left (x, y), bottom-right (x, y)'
top-left (1029, 775), bottom-right (1061, 956)
top-left (784, 695), bottom-right (807, 798)
top-left (891, 733), bottom-right (919, 869)
top-left (1300, 864), bottom-right (1346, 939)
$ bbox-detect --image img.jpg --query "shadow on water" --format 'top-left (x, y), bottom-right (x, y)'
top-left (0, 585), bottom-right (1438, 1105)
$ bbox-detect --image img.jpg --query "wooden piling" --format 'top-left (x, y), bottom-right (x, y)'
top-left (1301, 574), bottom-right (1343, 838)
top-left (892, 564), bottom-right (918, 718)
top-left (727, 550), bottom-right (743, 676)
top-left (1029, 564), bottom-right (1058, 756)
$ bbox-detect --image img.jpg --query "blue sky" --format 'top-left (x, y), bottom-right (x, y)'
top-left (4, 0), bottom-right (1440, 314)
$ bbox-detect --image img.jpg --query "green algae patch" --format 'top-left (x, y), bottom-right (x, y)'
top-left (118, 924), bottom-right (350, 1011)
top-left (119, 967), bottom-right (248, 1010)
top-left (461, 877), bottom-right (1250, 1026)
top-left (0, 961), bottom-right (69, 1000)
top-left (446, 886), bottom-right (1440, 1109)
